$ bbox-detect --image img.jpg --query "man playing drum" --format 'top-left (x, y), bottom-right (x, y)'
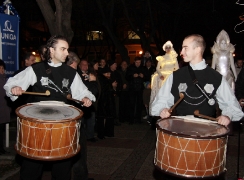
top-left (4, 35), bottom-right (95, 180)
top-left (151, 34), bottom-right (243, 126)
top-left (151, 34), bottom-right (244, 179)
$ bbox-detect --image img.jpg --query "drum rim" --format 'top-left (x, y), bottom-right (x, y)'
top-left (15, 104), bottom-right (83, 123)
top-left (156, 117), bottom-right (230, 139)
top-left (15, 144), bottom-right (80, 161)
top-left (154, 164), bottom-right (226, 179)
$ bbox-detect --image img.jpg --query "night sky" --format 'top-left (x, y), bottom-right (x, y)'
top-left (9, 0), bottom-right (244, 59)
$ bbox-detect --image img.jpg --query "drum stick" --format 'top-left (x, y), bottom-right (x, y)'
top-left (66, 94), bottom-right (84, 105)
top-left (194, 110), bottom-right (218, 122)
top-left (168, 93), bottom-right (184, 113)
top-left (22, 90), bottom-right (50, 96)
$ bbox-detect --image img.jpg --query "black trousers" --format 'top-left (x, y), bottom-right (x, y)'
top-left (119, 91), bottom-right (130, 122)
top-left (0, 123), bottom-right (4, 149)
top-left (20, 157), bottom-right (72, 180)
top-left (97, 117), bottom-right (114, 138)
top-left (129, 90), bottom-right (143, 123)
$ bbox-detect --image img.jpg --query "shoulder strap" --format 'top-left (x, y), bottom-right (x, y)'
top-left (188, 65), bottom-right (215, 106)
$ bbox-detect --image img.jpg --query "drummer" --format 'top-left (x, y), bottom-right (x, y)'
top-left (4, 35), bottom-right (95, 180)
top-left (151, 34), bottom-right (244, 126)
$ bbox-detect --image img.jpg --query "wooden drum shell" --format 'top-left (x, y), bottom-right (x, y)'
top-left (155, 117), bottom-right (229, 178)
top-left (15, 104), bottom-right (83, 161)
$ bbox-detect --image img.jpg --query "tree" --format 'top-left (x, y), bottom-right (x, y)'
top-left (96, 0), bottom-right (130, 62)
top-left (36, 0), bottom-right (73, 44)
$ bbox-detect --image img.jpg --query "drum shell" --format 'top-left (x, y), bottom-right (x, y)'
top-left (15, 104), bottom-right (83, 161)
top-left (155, 118), bottom-right (228, 178)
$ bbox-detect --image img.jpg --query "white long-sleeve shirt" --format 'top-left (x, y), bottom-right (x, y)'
top-left (4, 62), bottom-right (96, 102)
top-left (151, 60), bottom-right (244, 121)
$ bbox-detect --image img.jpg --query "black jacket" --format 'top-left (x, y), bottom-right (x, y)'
top-left (126, 64), bottom-right (145, 91)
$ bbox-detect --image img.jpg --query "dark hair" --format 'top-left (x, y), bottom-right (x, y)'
top-left (44, 35), bottom-right (68, 62)
top-left (24, 52), bottom-right (34, 60)
top-left (134, 56), bottom-right (141, 61)
top-left (0, 59), bottom-right (6, 69)
top-left (38, 45), bottom-right (47, 60)
top-left (89, 59), bottom-right (98, 75)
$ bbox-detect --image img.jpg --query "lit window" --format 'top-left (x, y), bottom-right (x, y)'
top-left (128, 31), bottom-right (140, 39)
top-left (87, 31), bottom-right (103, 40)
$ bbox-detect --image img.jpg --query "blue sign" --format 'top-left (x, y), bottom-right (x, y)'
top-left (0, 13), bottom-right (19, 77)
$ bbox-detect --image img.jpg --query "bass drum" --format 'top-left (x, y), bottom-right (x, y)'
top-left (155, 116), bottom-right (229, 178)
top-left (15, 102), bottom-right (83, 161)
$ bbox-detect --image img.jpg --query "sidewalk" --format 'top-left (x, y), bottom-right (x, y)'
top-left (0, 117), bottom-right (243, 180)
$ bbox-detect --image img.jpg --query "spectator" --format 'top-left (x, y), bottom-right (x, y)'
top-left (118, 61), bottom-right (130, 122)
top-left (143, 59), bottom-right (156, 123)
top-left (142, 51), bottom-right (152, 66)
top-left (12, 52), bottom-right (37, 112)
top-left (235, 59), bottom-right (243, 77)
top-left (97, 67), bottom-right (116, 138)
top-left (126, 57), bottom-right (145, 124)
top-left (78, 59), bottom-right (98, 142)
top-left (15, 52), bottom-right (36, 75)
top-left (0, 60), bottom-right (10, 155)
top-left (107, 59), bottom-right (122, 126)
top-left (38, 45), bottom-right (47, 61)
top-left (66, 52), bottom-right (91, 180)
top-left (98, 58), bottom-right (107, 74)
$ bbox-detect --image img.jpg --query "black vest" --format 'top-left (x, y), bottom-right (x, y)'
top-left (31, 62), bottom-right (76, 103)
top-left (171, 66), bottom-right (222, 117)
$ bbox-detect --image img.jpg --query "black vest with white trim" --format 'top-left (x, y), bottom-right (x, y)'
top-left (31, 62), bottom-right (76, 103)
top-left (171, 66), bottom-right (222, 117)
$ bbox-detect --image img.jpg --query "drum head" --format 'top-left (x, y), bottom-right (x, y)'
top-left (16, 104), bottom-right (82, 121)
top-left (157, 116), bottom-right (229, 138)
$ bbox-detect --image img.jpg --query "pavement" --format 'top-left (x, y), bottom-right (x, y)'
top-left (0, 115), bottom-right (244, 180)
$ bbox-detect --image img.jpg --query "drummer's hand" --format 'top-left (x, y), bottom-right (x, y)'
top-left (82, 97), bottom-right (92, 107)
top-left (11, 86), bottom-right (24, 96)
top-left (217, 115), bottom-right (231, 127)
top-left (160, 108), bottom-right (171, 119)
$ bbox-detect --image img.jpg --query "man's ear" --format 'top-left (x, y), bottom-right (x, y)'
top-left (196, 46), bottom-right (201, 55)
top-left (50, 47), bottom-right (54, 54)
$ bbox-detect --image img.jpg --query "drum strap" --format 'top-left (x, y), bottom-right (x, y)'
top-left (188, 65), bottom-right (215, 106)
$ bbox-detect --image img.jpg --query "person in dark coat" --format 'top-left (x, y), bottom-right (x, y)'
top-left (0, 60), bottom-right (10, 154)
top-left (77, 59), bottom-right (99, 142)
top-left (143, 59), bottom-right (156, 123)
top-left (107, 59), bottom-right (122, 125)
top-left (66, 52), bottom-right (95, 180)
top-left (142, 51), bottom-right (152, 66)
top-left (96, 67), bottom-right (116, 138)
top-left (118, 61), bottom-right (130, 122)
top-left (126, 57), bottom-right (145, 124)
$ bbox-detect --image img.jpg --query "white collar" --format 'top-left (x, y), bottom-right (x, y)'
top-left (48, 60), bottom-right (62, 67)
top-left (189, 59), bottom-right (207, 70)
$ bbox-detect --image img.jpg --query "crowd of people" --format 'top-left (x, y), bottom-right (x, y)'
top-left (0, 32), bottom-right (244, 179)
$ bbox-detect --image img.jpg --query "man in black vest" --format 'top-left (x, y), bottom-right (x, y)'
top-left (151, 34), bottom-right (243, 126)
top-left (4, 35), bottom-right (95, 180)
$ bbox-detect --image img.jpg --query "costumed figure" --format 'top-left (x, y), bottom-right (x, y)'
top-left (149, 41), bottom-right (179, 113)
top-left (211, 30), bottom-right (237, 90)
